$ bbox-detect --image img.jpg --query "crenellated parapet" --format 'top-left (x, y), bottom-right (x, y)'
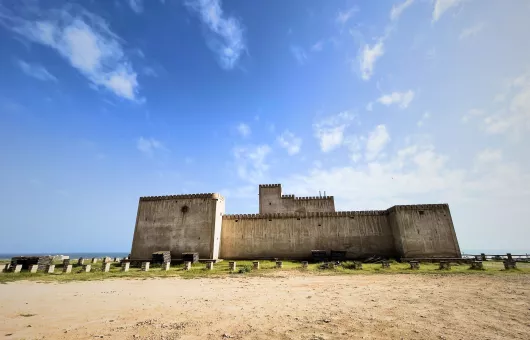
top-left (223, 210), bottom-right (387, 220)
top-left (294, 196), bottom-right (334, 200)
top-left (386, 204), bottom-right (449, 213)
top-left (280, 194), bottom-right (295, 199)
top-left (259, 184), bottom-right (281, 188)
top-left (140, 193), bottom-right (223, 201)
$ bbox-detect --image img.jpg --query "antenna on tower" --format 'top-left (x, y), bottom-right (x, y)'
top-left (319, 191), bottom-right (321, 198)
top-left (324, 191), bottom-right (326, 197)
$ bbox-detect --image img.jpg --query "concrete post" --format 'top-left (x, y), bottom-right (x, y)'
top-left (503, 261), bottom-right (516, 270)
top-left (276, 261), bottom-right (283, 269)
top-left (253, 261), bottom-right (260, 270)
top-left (63, 265), bottom-right (72, 273)
top-left (409, 261), bottom-right (420, 270)
top-left (162, 262), bottom-right (171, 271)
top-left (480, 253), bottom-right (487, 261)
top-left (14, 264), bottom-right (22, 273)
top-left (141, 262), bottom-right (150, 272)
top-left (46, 264), bottom-right (55, 273)
top-left (228, 261), bottom-right (236, 272)
top-left (83, 264), bottom-right (91, 273)
top-left (184, 261), bottom-right (191, 271)
top-left (62, 259), bottom-right (70, 267)
top-left (206, 262), bottom-right (213, 270)
top-left (301, 261), bottom-right (308, 269)
top-left (470, 261), bottom-right (483, 270)
top-left (114, 257), bottom-right (121, 262)
top-left (91, 258), bottom-right (98, 264)
top-left (78, 258), bottom-right (85, 265)
top-left (381, 261), bottom-right (390, 268)
top-left (103, 257), bottom-right (111, 263)
top-left (29, 264), bottom-right (38, 273)
top-left (439, 261), bottom-right (451, 270)
top-left (102, 262), bottom-right (111, 272)
top-left (121, 262), bottom-right (130, 272)
top-left (2, 263), bottom-right (10, 272)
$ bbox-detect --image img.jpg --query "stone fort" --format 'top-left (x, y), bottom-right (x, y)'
top-left (130, 184), bottom-right (461, 261)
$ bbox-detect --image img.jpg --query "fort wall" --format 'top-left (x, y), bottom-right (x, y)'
top-left (130, 193), bottom-right (224, 260)
top-left (258, 184), bottom-right (335, 214)
top-left (220, 211), bottom-right (396, 259)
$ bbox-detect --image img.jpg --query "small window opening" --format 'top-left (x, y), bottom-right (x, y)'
top-left (235, 219), bottom-right (239, 222)
top-left (418, 210), bottom-right (425, 215)
top-left (318, 224), bottom-right (321, 227)
top-left (349, 216), bottom-right (355, 219)
top-left (268, 219), bottom-right (272, 222)
top-left (417, 229), bottom-right (420, 235)
top-left (269, 202), bottom-right (272, 205)
top-left (181, 205), bottom-right (189, 213)
top-left (297, 218), bottom-right (300, 220)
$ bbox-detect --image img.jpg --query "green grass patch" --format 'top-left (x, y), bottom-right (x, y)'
top-left (0, 260), bottom-right (529, 283)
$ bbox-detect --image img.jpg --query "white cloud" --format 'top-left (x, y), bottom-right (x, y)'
top-left (417, 111), bottom-right (431, 127)
top-left (360, 40), bottom-right (384, 81)
top-left (186, 0), bottom-right (245, 70)
top-left (365, 125), bottom-right (390, 161)
top-left (2, 5), bottom-right (140, 101)
top-left (433, 0), bottom-right (463, 22)
top-left (137, 137), bottom-right (164, 155)
top-left (459, 23), bottom-right (484, 40)
top-left (336, 7), bottom-right (358, 25)
top-left (313, 112), bottom-right (356, 152)
top-left (277, 130), bottom-right (302, 155)
top-left (232, 144), bottom-right (271, 184)
top-left (377, 90), bottom-right (415, 109)
top-left (290, 45), bottom-right (307, 65)
top-left (390, 0), bottom-right (415, 21)
top-left (129, 0), bottom-right (143, 13)
top-left (17, 60), bottom-right (57, 82)
top-left (475, 149), bottom-right (502, 164)
top-left (237, 123), bottom-right (251, 137)
top-left (461, 108), bottom-right (484, 123)
top-left (311, 40), bottom-right (324, 52)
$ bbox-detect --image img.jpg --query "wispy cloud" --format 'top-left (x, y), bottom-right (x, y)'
top-left (1, 4), bottom-right (141, 101)
top-left (417, 111), bottom-right (431, 127)
top-left (128, 0), bottom-right (143, 13)
top-left (433, 0), bottom-right (463, 22)
top-left (359, 39), bottom-right (384, 81)
top-left (311, 40), bottom-right (324, 52)
top-left (336, 7), bottom-right (358, 25)
top-left (365, 125), bottom-right (390, 161)
top-left (377, 90), bottom-right (415, 109)
top-left (237, 123), bottom-right (251, 137)
top-left (277, 130), bottom-right (302, 155)
top-left (16, 60), bottom-right (57, 82)
top-left (290, 45), bottom-right (307, 65)
top-left (390, 0), bottom-right (415, 21)
top-left (186, 0), bottom-right (245, 70)
top-left (459, 23), bottom-right (484, 40)
top-left (137, 137), bottom-right (165, 155)
top-left (313, 112), bottom-right (356, 152)
top-left (233, 144), bottom-right (271, 184)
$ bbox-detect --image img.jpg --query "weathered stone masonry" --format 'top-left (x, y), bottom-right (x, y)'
top-left (130, 184), bottom-right (461, 260)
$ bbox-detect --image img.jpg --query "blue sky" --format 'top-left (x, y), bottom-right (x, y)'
top-left (1, 0), bottom-right (529, 253)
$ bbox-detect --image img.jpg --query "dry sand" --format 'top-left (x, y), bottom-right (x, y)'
top-left (1, 273), bottom-right (529, 339)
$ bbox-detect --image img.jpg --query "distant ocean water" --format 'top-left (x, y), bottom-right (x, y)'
top-left (0, 252), bottom-right (129, 260)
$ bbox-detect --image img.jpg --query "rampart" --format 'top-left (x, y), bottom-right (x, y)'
top-left (259, 184), bottom-right (335, 214)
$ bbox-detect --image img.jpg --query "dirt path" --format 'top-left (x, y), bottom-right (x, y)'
top-left (0, 274), bottom-right (529, 339)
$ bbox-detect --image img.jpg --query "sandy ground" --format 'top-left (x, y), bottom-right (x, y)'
top-left (1, 273), bottom-right (529, 340)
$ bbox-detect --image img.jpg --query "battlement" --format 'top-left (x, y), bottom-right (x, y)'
top-left (280, 194), bottom-right (294, 199)
top-left (259, 184), bottom-right (281, 188)
top-left (140, 193), bottom-right (223, 201)
top-left (294, 196), bottom-right (334, 200)
top-left (223, 210), bottom-right (387, 220)
top-left (386, 204), bottom-right (449, 213)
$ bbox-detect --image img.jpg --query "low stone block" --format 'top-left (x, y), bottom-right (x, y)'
top-left (46, 264), bottom-right (55, 273)
top-left (62, 259), bottom-right (70, 267)
top-left (439, 261), bottom-right (451, 270)
top-left (381, 261), bottom-right (390, 268)
top-left (480, 253), bottom-right (487, 261)
top-left (91, 258), bottom-right (98, 264)
top-left (78, 258), bottom-right (85, 265)
top-left (3, 263), bottom-right (11, 272)
top-left (83, 264), bottom-right (91, 273)
top-left (409, 261), bottom-right (420, 270)
top-left (205, 262), bottom-right (213, 270)
top-left (470, 261), bottom-right (483, 270)
top-left (276, 261), bottom-right (283, 269)
top-left (14, 264), bottom-right (22, 273)
top-left (253, 261), bottom-right (260, 270)
top-left (353, 262), bottom-right (363, 270)
top-left (183, 261), bottom-right (191, 271)
top-left (228, 261), bottom-right (236, 272)
top-left (114, 257), bottom-right (121, 262)
top-left (102, 263), bottom-right (111, 272)
top-left (62, 264), bottom-right (72, 273)
top-left (29, 264), bottom-right (38, 273)
top-left (301, 261), bottom-right (308, 269)
top-left (103, 257), bottom-right (111, 263)
top-left (504, 261), bottom-right (516, 270)
top-left (121, 262), bottom-right (130, 272)
top-left (507, 253), bottom-right (513, 261)
top-left (141, 262), bottom-right (150, 271)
